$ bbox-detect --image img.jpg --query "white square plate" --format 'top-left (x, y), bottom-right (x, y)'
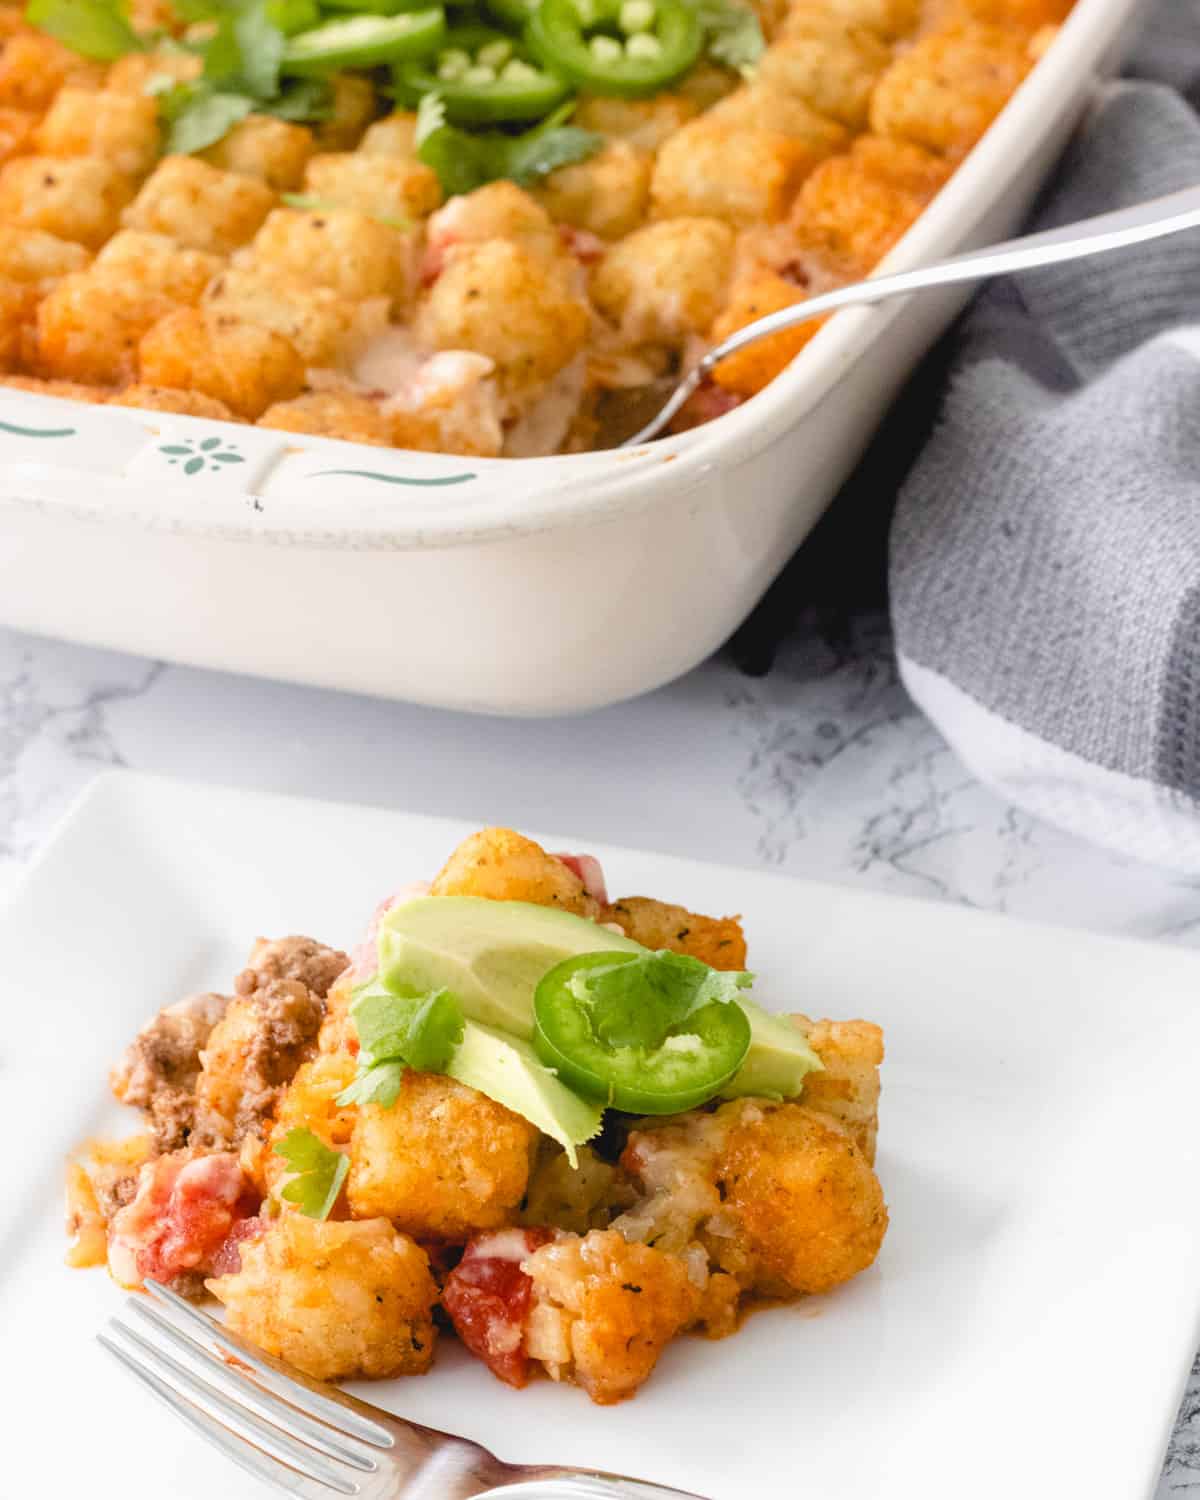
top-left (2, 771), bottom-right (1197, 1500)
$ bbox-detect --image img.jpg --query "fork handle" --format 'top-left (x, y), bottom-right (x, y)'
top-left (484, 1473), bottom-right (714, 1499)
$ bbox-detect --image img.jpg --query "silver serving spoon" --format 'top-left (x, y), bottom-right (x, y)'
top-left (619, 182), bottom-right (1200, 447)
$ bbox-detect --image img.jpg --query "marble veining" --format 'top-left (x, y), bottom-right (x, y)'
top-left (2, 613), bottom-right (1199, 1493)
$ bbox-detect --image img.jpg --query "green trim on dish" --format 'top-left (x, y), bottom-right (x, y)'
top-left (312, 468), bottom-right (477, 487)
top-left (0, 419), bottom-right (78, 438)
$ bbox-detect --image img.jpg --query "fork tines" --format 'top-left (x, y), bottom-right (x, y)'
top-left (98, 1278), bottom-right (392, 1498)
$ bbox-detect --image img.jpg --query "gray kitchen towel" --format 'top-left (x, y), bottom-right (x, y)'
top-left (889, 66), bottom-right (1200, 872)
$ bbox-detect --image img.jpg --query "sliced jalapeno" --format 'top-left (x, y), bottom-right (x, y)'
top-left (483, 0), bottom-right (538, 30)
top-left (532, 951), bottom-right (752, 1115)
top-left (318, 0), bottom-right (436, 15)
top-left (282, 9), bottom-right (447, 73)
top-left (526, 0), bottom-right (701, 97)
top-left (266, 0), bottom-right (321, 34)
top-left (394, 22), bottom-right (570, 122)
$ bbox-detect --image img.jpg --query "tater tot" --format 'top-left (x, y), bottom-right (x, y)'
top-left (109, 385), bottom-right (235, 419)
top-left (704, 83), bottom-right (851, 151)
top-left (424, 181), bottom-right (561, 271)
top-left (601, 894), bottom-right (748, 970)
top-left (0, 33), bottom-right (103, 112)
top-left (533, 141), bottom-right (651, 241)
top-left (524, 1230), bottom-right (702, 1405)
top-left (709, 267), bottom-right (825, 396)
top-left (348, 1071), bottom-right (537, 1239)
top-left (105, 50), bottom-right (202, 94)
top-left (650, 122), bottom-right (819, 225)
top-left (0, 157), bottom-right (135, 248)
top-left (848, 132), bottom-right (954, 198)
top-left (0, 372), bottom-right (108, 401)
top-left (258, 389), bottom-right (393, 445)
top-left (926, 0), bottom-right (1070, 30)
top-left (416, 240), bottom-right (589, 404)
top-left (303, 152), bottom-right (442, 222)
top-left (313, 73), bottom-right (376, 150)
top-left (758, 18), bottom-right (890, 127)
top-left (0, 276), bottom-right (36, 368)
top-left (386, 352), bottom-right (505, 458)
top-left (821, 0), bottom-right (919, 36)
top-left (716, 1101), bottom-right (887, 1296)
top-left (209, 1214), bottom-right (438, 1383)
top-left (869, 21), bottom-right (1031, 158)
top-left (430, 827), bottom-right (598, 915)
top-left (591, 218), bottom-right (735, 347)
top-left (574, 92), bottom-right (698, 151)
top-left (358, 110), bottom-right (419, 158)
top-left (247, 206), bottom-right (416, 313)
top-left (138, 307), bottom-right (304, 419)
top-left (204, 266), bottom-right (386, 369)
top-left (33, 87), bottom-right (160, 178)
top-left (96, 230), bottom-right (223, 303)
top-left (793, 149), bottom-right (932, 270)
top-left (33, 269), bottom-right (177, 385)
top-left (0, 223), bottom-right (89, 285)
top-left (198, 114), bottom-right (314, 192)
top-left (124, 156), bottom-right (276, 255)
top-left (0, 106), bottom-right (36, 167)
top-left (793, 1015), bottom-right (884, 1163)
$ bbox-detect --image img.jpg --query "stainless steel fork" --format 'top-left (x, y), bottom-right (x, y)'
top-left (98, 1279), bottom-right (712, 1500)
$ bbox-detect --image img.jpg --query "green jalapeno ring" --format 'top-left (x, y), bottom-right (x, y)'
top-left (282, 9), bottom-right (448, 73)
top-left (532, 951), bottom-right (753, 1115)
top-left (526, 0), bottom-right (701, 97)
top-left (482, 0), bottom-right (539, 31)
top-left (394, 21), bottom-right (571, 122)
top-left (318, 0), bottom-right (437, 17)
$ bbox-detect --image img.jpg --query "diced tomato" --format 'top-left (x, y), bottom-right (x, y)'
top-left (442, 1227), bottom-right (554, 1389)
top-left (210, 1215), bottom-right (266, 1277)
top-left (350, 883), bottom-right (433, 982)
top-left (558, 225), bottom-right (606, 266)
top-left (669, 380), bottom-right (743, 433)
top-left (552, 853), bottom-right (609, 905)
top-left (108, 1153), bottom-right (258, 1290)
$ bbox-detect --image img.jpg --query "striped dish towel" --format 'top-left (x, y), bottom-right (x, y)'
top-left (890, 38), bottom-right (1200, 872)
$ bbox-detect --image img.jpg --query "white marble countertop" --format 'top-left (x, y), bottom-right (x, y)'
top-left (5, 614), bottom-right (1199, 1491)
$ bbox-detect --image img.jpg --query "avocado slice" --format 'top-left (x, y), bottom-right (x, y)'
top-left (377, 894), bottom-right (822, 1108)
top-left (377, 896), bottom-right (641, 1039)
top-left (721, 1000), bottom-right (823, 1100)
top-left (448, 1017), bottom-right (602, 1165)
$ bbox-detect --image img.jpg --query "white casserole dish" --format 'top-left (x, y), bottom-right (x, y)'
top-left (0, 0), bottom-right (1147, 716)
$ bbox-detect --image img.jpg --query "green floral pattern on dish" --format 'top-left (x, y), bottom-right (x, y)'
top-left (160, 435), bottom-right (246, 476)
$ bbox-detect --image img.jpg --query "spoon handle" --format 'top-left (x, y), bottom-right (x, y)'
top-left (624, 182), bottom-right (1200, 445)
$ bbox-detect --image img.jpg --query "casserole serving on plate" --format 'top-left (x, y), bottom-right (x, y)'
top-left (0, 0), bottom-right (1145, 712)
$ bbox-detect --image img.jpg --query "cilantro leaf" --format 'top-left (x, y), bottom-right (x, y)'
top-left (261, 76), bottom-right (330, 121)
top-left (567, 950), bottom-right (753, 1051)
top-left (233, 0), bottom-right (283, 101)
top-left (171, 0), bottom-right (223, 20)
top-left (416, 92), bottom-right (602, 198)
top-left (25, 0), bottom-right (144, 60)
top-left (686, 0), bottom-right (763, 74)
top-left (334, 1058), bottom-right (405, 1109)
top-left (349, 980), bottom-right (465, 1073)
top-left (335, 980), bottom-right (465, 1109)
top-left (165, 88), bottom-right (254, 154)
top-left (504, 122), bottom-right (605, 186)
top-left (272, 1127), bottom-right (349, 1219)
